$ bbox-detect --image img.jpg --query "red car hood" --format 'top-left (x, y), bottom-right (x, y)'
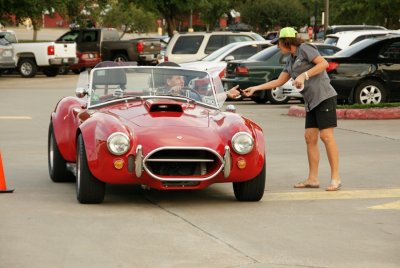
top-left (103, 99), bottom-right (210, 128)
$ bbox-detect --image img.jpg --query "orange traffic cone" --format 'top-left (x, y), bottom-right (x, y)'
top-left (0, 151), bottom-right (14, 193)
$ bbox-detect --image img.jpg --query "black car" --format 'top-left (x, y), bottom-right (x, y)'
top-left (325, 35), bottom-right (400, 104)
top-left (222, 44), bottom-right (341, 104)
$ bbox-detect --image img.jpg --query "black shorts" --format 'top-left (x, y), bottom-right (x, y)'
top-left (305, 96), bottom-right (337, 129)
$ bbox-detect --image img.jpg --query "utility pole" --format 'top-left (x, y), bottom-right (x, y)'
top-left (324, 0), bottom-right (329, 34)
top-left (313, 0), bottom-right (318, 40)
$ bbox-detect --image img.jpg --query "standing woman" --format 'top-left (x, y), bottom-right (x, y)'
top-left (239, 27), bottom-right (341, 191)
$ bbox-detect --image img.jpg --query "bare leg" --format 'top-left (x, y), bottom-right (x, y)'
top-left (319, 128), bottom-right (340, 181)
top-left (304, 128), bottom-right (320, 184)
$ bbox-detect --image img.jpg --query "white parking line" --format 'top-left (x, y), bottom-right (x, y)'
top-left (0, 116), bottom-right (32, 120)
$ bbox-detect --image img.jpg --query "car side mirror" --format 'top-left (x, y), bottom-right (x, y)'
top-left (75, 87), bottom-right (89, 98)
top-left (224, 55), bottom-right (235, 62)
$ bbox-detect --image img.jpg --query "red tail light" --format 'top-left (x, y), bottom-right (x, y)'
top-left (47, 45), bottom-right (55, 55)
top-left (326, 62), bottom-right (339, 73)
top-left (164, 56), bottom-right (168, 62)
top-left (136, 42), bottom-right (144, 53)
top-left (235, 66), bottom-right (249, 75)
top-left (219, 68), bottom-right (226, 78)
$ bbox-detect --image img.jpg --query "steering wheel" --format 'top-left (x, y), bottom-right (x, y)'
top-left (178, 87), bottom-right (202, 101)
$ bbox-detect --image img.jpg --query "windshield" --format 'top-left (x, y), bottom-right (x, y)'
top-left (0, 31), bottom-right (17, 43)
top-left (331, 38), bottom-right (378, 57)
top-left (81, 66), bottom-right (226, 109)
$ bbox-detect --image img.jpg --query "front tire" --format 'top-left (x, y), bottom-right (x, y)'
top-left (76, 135), bottom-right (105, 204)
top-left (233, 161), bottom-right (266, 201)
top-left (48, 122), bottom-right (75, 182)
top-left (354, 80), bottom-right (387, 104)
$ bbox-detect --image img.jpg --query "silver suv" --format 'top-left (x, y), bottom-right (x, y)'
top-left (164, 31), bottom-right (264, 63)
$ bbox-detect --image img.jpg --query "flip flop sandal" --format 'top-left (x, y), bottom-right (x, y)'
top-left (326, 180), bottom-right (342, 191)
top-left (294, 181), bottom-right (320, 188)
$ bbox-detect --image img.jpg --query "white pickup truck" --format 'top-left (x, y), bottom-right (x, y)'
top-left (1, 30), bottom-right (77, 78)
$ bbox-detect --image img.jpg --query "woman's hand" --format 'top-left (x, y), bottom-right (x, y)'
top-left (242, 86), bottom-right (257, 97)
top-left (293, 74), bottom-right (306, 90)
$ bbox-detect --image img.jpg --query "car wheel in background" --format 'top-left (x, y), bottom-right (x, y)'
top-left (43, 67), bottom-right (59, 77)
top-left (113, 53), bottom-right (128, 62)
top-left (354, 80), bottom-right (387, 104)
top-left (48, 122), bottom-right (75, 182)
top-left (233, 160), bottom-right (266, 201)
top-left (72, 68), bottom-right (86, 74)
top-left (18, 58), bottom-right (37, 78)
top-left (266, 88), bottom-right (290, 104)
top-left (76, 134), bottom-right (105, 204)
top-left (58, 66), bottom-right (70, 75)
top-left (251, 90), bottom-right (269, 104)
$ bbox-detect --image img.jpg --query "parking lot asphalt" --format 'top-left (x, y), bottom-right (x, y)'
top-left (1, 71), bottom-right (400, 267)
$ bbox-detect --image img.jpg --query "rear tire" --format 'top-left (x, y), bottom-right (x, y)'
top-left (233, 161), bottom-right (266, 201)
top-left (266, 88), bottom-right (290, 104)
top-left (48, 122), bottom-right (75, 182)
top-left (18, 58), bottom-right (37, 78)
top-left (76, 135), bottom-right (105, 204)
top-left (354, 80), bottom-right (387, 104)
top-left (113, 54), bottom-right (128, 62)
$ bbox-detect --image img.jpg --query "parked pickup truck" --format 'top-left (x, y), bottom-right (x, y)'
top-left (0, 31), bottom-right (16, 71)
top-left (57, 28), bottom-right (162, 66)
top-left (3, 30), bottom-right (77, 78)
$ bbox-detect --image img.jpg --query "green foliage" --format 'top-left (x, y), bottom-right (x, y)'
top-left (330, 0), bottom-right (400, 28)
top-left (102, 2), bottom-right (157, 36)
top-left (236, 0), bottom-right (308, 32)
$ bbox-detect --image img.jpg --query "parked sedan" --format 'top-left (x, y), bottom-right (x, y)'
top-left (181, 40), bottom-right (271, 77)
top-left (325, 35), bottom-right (400, 104)
top-left (222, 43), bottom-right (341, 104)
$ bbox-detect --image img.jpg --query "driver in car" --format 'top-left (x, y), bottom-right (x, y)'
top-left (161, 73), bottom-right (202, 101)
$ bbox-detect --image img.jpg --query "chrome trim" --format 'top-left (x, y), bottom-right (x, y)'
top-left (143, 146), bottom-right (224, 181)
top-left (225, 104), bottom-right (236, 113)
top-left (223, 146), bottom-right (231, 178)
top-left (135, 145), bottom-right (143, 178)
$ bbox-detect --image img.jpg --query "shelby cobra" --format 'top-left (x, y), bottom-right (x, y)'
top-left (48, 62), bottom-right (266, 203)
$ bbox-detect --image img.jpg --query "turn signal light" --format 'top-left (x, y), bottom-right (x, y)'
top-left (114, 159), bottom-right (124, 170)
top-left (236, 158), bottom-right (247, 169)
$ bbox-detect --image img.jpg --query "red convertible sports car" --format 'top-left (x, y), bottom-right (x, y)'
top-left (48, 62), bottom-right (266, 203)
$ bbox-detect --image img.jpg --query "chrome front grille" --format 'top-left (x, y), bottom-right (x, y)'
top-left (143, 147), bottom-right (224, 181)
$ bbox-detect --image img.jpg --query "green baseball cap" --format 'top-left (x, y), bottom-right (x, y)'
top-left (271, 27), bottom-right (298, 44)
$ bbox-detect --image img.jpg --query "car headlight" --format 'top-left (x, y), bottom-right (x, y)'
top-left (107, 132), bottom-right (130, 155)
top-left (231, 132), bottom-right (254, 155)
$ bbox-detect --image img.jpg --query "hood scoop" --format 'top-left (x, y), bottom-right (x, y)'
top-left (145, 99), bottom-right (184, 113)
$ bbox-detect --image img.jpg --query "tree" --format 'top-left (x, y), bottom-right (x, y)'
top-left (236, 0), bottom-right (308, 33)
top-left (102, 1), bottom-right (157, 39)
top-left (198, 0), bottom-right (232, 31)
top-left (329, 0), bottom-right (400, 29)
top-left (134, 0), bottom-right (199, 36)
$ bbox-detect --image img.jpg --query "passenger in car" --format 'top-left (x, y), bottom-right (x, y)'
top-left (240, 27), bottom-right (342, 191)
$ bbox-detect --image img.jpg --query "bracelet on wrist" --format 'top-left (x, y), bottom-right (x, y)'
top-left (304, 72), bottom-right (309, 80)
